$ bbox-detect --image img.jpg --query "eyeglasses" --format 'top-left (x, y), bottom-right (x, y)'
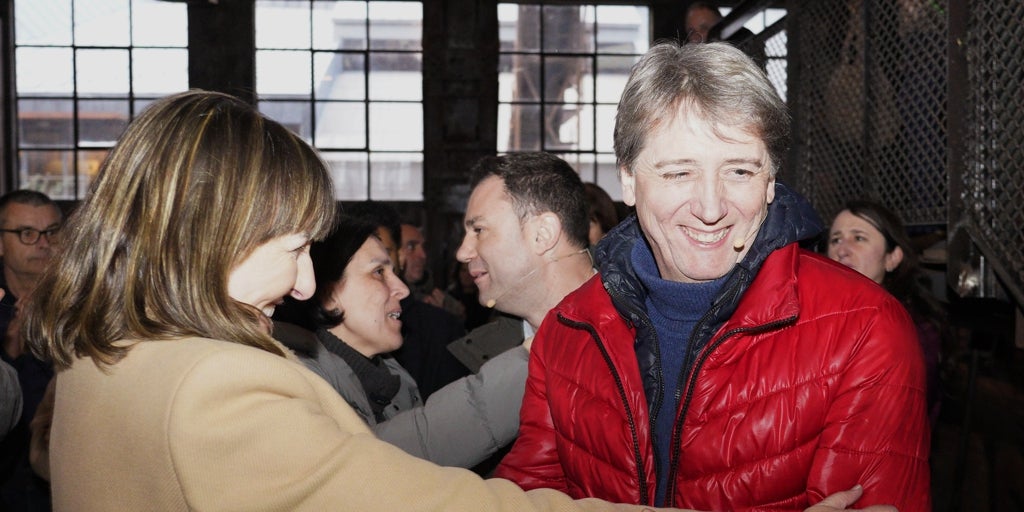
top-left (0, 227), bottom-right (60, 245)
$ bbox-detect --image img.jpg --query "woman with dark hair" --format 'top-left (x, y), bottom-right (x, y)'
top-left (827, 199), bottom-right (944, 422)
top-left (274, 212), bottom-right (528, 469)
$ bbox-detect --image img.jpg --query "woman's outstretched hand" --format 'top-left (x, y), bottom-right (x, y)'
top-left (805, 485), bottom-right (897, 512)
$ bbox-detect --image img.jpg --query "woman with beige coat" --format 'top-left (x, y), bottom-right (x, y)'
top-left (22, 90), bottom-right (882, 512)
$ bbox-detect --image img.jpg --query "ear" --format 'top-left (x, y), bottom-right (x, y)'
top-left (766, 175), bottom-right (776, 204)
top-left (528, 212), bottom-right (562, 256)
top-left (619, 165), bottom-right (636, 207)
top-left (884, 246), bottom-right (904, 272)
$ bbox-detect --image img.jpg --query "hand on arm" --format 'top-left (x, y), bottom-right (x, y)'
top-left (806, 486), bottom-right (896, 512)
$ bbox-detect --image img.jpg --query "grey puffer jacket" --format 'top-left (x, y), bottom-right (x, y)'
top-left (274, 321), bottom-right (527, 468)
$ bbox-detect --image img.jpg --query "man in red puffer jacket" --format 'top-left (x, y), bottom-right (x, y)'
top-left (496, 41), bottom-right (930, 512)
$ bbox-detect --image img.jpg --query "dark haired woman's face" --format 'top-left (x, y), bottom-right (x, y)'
top-left (228, 233), bottom-right (314, 326)
top-left (827, 210), bottom-right (902, 284)
top-left (323, 237), bottom-right (409, 357)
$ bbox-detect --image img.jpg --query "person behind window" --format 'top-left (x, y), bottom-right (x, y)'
top-left (684, 1), bottom-right (724, 43)
top-left (826, 199), bottom-right (944, 424)
top-left (23, 89), bottom-right (731, 512)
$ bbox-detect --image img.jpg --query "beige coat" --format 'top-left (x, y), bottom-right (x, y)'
top-left (51, 337), bottom-right (670, 512)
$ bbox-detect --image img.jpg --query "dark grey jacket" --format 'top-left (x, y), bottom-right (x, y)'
top-left (274, 321), bottom-right (527, 468)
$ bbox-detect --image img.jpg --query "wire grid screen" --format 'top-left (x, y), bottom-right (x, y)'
top-left (962, 1), bottom-right (1024, 293)
top-left (788, 0), bottom-right (947, 226)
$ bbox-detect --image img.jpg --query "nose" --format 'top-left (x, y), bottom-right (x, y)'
top-left (290, 251), bottom-right (316, 301)
top-left (391, 274), bottom-right (410, 300)
top-left (36, 232), bottom-right (53, 248)
top-left (829, 238), bottom-right (850, 261)
top-left (455, 233), bottom-right (475, 263)
top-left (690, 175), bottom-right (727, 224)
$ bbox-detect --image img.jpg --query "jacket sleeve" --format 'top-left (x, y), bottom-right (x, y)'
top-left (167, 348), bottom-right (675, 512)
top-left (494, 319), bottom-right (570, 493)
top-left (372, 346), bottom-right (528, 468)
top-left (0, 358), bottom-right (21, 437)
top-left (807, 297), bottom-right (932, 512)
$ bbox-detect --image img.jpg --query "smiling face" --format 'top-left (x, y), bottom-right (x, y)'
top-left (620, 105), bottom-right (775, 283)
top-left (456, 176), bottom-right (537, 315)
top-left (827, 210), bottom-right (903, 284)
top-left (227, 233), bottom-right (314, 320)
top-left (324, 236), bottom-right (409, 358)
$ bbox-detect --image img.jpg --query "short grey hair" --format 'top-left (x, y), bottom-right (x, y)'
top-left (614, 41), bottom-right (789, 175)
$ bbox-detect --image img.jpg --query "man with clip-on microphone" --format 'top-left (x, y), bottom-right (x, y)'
top-left (447, 152), bottom-right (599, 475)
top-left (448, 152), bottom-right (597, 373)
top-left (496, 41), bottom-right (931, 511)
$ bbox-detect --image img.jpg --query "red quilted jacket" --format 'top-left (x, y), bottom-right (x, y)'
top-left (496, 244), bottom-right (931, 512)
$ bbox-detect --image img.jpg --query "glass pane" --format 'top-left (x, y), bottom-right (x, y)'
top-left (74, 0), bottom-right (130, 47)
top-left (255, 0), bottom-right (311, 49)
top-left (314, 102), bottom-right (366, 149)
top-left (78, 99), bottom-right (129, 147)
top-left (595, 6), bottom-right (649, 54)
top-left (595, 104), bottom-right (616, 153)
top-left (132, 0), bottom-right (187, 47)
top-left (554, 151), bottom-right (590, 178)
top-left (370, 152), bottom-right (422, 201)
top-left (369, 103), bottom-right (421, 151)
top-left (544, 104), bottom-right (592, 151)
top-left (542, 5), bottom-right (593, 54)
top-left (257, 50), bottom-right (312, 96)
top-left (77, 49), bottom-right (131, 95)
top-left (259, 101), bottom-right (313, 144)
top-left (19, 150), bottom-right (74, 200)
top-left (314, 1), bottom-right (367, 50)
top-left (133, 49), bottom-right (188, 95)
top-left (596, 55), bottom-right (638, 103)
top-left (16, 0), bottom-right (72, 46)
top-left (315, 52), bottom-right (365, 100)
top-left (323, 151), bottom-right (369, 200)
top-left (19, 99), bottom-right (73, 147)
top-left (497, 103), bottom-right (541, 152)
top-left (596, 156), bottom-right (623, 202)
top-left (78, 149), bottom-right (109, 196)
top-left (17, 48), bottom-right (74, 95)
top-left (544, 56), bottom-right (592, 103)
top-left (498, 4), bottom-right (539, 52)
top-left (368, 2), bottom-right (421, 51)
top-left (368, 53), bottom-right (421, 101)
top-left (133, 98), bottom-right (156, 119)
top-left (502, 54), bottom-right (540, 102)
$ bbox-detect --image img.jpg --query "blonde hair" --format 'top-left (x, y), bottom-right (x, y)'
top-left (25, 90), bottom-right (336, 370)
top-left (615, 41), bottom-right (789, 176)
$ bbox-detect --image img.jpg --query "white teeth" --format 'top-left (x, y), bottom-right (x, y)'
top-left (684, 228), bottom-right (728, 244)
top-left (387, 312), bottom-right (401, 320)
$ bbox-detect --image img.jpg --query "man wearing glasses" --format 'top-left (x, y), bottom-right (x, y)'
top-left (0, 189), bottom-right (62, 510)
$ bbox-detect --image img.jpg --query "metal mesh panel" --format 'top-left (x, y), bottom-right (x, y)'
top-left (958, 0), bottom-right (1024, 302)
top-left (788, 0), bottom-right (947, 226)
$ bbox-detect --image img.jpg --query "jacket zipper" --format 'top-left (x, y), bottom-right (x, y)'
top-left (663, 314), bottom-right (797, 506)
top-left (557, 313), bottom-right (652, 506)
